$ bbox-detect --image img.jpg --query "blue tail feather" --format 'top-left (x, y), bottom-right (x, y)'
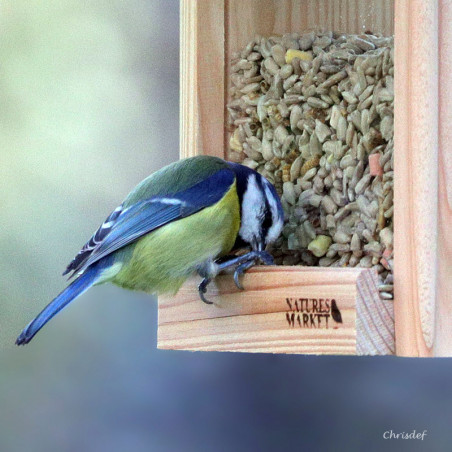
top-left (16, 265), bottom-right (101, 345)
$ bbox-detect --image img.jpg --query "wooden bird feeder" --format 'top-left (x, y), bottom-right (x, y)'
top-left (158, 0), bottom-right (452, 357)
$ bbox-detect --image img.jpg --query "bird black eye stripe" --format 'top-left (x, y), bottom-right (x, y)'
top-left (261, 206), bottom-right (273, 235)
top-left (254, 173), bottom-right (274, 238)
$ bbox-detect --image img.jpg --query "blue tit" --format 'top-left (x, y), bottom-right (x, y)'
top-left (16, 156), bottom-right (284, 345)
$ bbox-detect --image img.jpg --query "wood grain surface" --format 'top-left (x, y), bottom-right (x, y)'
top-left (394, 0), bottom-right (441, 356)
top-left (180, 0), bottom-right (225, 158)
top-left (226, 0), bottom-right (394, 53)
top-left (436, 0), bottom-right (452, 356)
top-left (158, 266), bottom-right (393, 355)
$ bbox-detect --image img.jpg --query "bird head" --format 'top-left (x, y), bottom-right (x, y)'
top-left (227, 162), bottom-right (284, 252)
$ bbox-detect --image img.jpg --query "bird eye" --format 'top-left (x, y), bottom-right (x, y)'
top-left (262, 208), bottom-right (273, 234)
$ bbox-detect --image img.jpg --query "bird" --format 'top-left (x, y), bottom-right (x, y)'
top-left (16, 155), bottom-right (284, 345)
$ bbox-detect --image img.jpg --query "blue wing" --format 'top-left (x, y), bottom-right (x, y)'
top-left (64, 168), bottom-right (236, 278)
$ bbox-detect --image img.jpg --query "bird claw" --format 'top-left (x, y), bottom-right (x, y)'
top-left (227, 250), bottom-right (274, 291)
top-left (198, 250), bottom-right (275, 303)
top-left (198, 278), bottom-right (213, 304)
top-left (233, 261), bottom-right (255, 290)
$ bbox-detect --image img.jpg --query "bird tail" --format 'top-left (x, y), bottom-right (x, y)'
top-left (16, 264), bottom-right (101, 346)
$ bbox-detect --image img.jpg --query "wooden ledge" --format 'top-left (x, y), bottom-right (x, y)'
top-left (158, 266), bottom-right (394, 355)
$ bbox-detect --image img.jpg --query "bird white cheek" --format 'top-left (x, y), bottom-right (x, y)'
top-left (263, 183), bottom-right (284, 245)
top-left (266, 217), bottom-right (284, 244)
top-left (238, 175), bottom-right (265, 244)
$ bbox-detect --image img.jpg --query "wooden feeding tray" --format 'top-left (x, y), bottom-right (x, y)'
top-left (158, 0), bottom-right (451, 357)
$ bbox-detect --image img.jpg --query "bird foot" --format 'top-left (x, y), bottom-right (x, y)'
top-left (197, 250), bottom-right (274, 303)
top-left (229, 250), bottom-right (274, 290)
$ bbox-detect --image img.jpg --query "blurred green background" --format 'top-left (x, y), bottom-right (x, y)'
top-left (1, 0), bottom-right (180, 346)
top-left (1, 1), bottom-right (452, 451)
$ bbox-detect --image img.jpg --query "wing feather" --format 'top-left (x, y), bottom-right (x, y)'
top-left (63, 204), bottom-right (124, 276)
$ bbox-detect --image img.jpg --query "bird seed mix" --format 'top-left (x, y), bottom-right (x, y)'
top-left (227, 31), bottom-right (394, 299)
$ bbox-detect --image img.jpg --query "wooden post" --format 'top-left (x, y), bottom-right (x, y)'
top-left (180, 0), bottom-right (225, 158)
top-left (394, 0), bottom-right (443, 356)
top-left (436, 0), bottom-right (452, 356)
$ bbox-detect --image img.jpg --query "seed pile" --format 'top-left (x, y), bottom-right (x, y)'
top-left (227, 31), bottom-right (394, 299)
